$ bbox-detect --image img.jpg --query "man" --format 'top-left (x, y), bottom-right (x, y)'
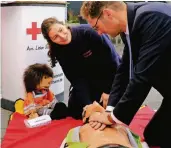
top-left (80, 1), bottom-right (171, 147)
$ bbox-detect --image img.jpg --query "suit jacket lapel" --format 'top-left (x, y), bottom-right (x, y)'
top-left (120, 32), bottom-right (127, 46)
top-left (120, 3), bottom-right (136, 46)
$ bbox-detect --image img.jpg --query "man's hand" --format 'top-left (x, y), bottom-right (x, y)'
top-left (100, 93), bottom-right (109, 109)
top-left (89, 111), bottom-right (114, 130)
top-left (89, 121), bottom-right (107, 130)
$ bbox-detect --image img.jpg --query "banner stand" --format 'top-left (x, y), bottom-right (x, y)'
top-left (1, 1), bottom-right (66, 111)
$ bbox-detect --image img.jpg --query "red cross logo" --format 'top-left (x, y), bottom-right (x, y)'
top-left (26, 22), bottom-right (41, 40)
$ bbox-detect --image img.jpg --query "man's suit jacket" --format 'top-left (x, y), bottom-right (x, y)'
top-left (108, 2), bottom-right (171, 125)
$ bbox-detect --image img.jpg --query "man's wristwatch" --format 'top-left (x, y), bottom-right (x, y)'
top-left (107, 113), bottom-right (116, 124)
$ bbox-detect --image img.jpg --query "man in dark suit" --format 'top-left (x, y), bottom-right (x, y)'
top-left (81, 2), bottom-right (171, 147)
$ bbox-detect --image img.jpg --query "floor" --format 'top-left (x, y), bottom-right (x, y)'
top-left (1, 108), bottom-right (12, 143)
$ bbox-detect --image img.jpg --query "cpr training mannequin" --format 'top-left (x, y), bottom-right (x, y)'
top-left (23, 63), bottom-right (68, 120)
top-left (61, 101), bottom-right (143, 148)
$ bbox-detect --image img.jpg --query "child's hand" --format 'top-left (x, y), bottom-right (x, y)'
top-left (29, 113), bottom-right (39, 119)
top-left (100, 93), bottom-right (109, 109)
top-left (42, 100), bottom-right (50, 106)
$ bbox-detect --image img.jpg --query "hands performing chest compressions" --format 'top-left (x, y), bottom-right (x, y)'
top-left (79, 101), bottom-right (141, 148)
top-left (83, 102), bottom-right (121, 131)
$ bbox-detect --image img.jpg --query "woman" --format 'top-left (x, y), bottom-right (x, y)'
top-left (41, 17), bottom-right (121, 119)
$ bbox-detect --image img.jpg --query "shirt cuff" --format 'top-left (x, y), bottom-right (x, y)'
top-left (110, 111), bottom-right (123, 124)
top-left (106, 106), bottom-right (114, 112)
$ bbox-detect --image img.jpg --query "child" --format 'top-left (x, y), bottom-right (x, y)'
top-left (23, 63), bottom-right (68, 120)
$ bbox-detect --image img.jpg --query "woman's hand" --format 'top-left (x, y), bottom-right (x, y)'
top-left (100, 93), bottom-right (109, 109)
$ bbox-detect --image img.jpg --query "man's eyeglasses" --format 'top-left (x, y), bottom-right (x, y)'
top-left (93, 10), bottom-right (103, 31)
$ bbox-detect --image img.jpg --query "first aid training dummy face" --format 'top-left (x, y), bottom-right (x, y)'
top-left (80, 101), bottom-right (133, 148)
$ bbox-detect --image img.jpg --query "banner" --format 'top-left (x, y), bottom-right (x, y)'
top-left (1, 3), bottom-right (66, 103)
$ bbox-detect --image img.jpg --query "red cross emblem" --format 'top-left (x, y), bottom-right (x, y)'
top-left (26, 22), bottom-right (41, 40)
